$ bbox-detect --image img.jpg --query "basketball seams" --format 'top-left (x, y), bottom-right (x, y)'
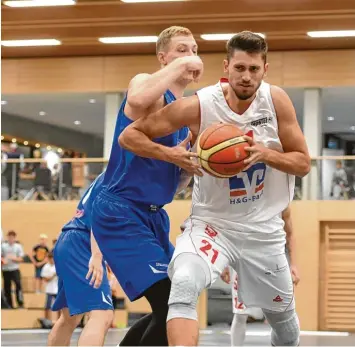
top-left (204, 162), bottom-right (233, 178)
top-left (200, 137), bottom-right (247, 161)
top-left (200, 124), bottom-right (239, 150)
top-left (197, 124), bottom-right (248, 178)
top-left (201, 141), bottom-right (248, 164)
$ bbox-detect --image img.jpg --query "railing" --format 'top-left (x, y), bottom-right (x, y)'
top-left (1, 157), bottom-right (355, 201)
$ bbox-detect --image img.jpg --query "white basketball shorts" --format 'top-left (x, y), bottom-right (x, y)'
top-left (168, 218), bottom-right (295, 312)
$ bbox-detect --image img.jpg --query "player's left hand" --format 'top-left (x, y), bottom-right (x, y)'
top-left (86, 254), bottom-right (103, 289)
top-left (290, 264), bottom-right (300, 286)
top-left (220, 267), bottom-right (230, 284)
top-left (243, 136), bottom-right (269, 170)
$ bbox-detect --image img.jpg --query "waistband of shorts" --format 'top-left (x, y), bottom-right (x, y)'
top-left (98, 190), bottom-right (164, 213)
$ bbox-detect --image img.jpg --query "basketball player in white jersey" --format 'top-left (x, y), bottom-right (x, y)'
top-left (220, 205), bottom-right (300, 346)
top-left (119, 31), bottom-right (310, 346)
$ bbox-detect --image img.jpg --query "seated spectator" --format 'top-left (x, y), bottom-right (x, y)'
top-left (30, 234), bottom-right (49, 293)
top-left (1, 230), bottom-right (24, 308)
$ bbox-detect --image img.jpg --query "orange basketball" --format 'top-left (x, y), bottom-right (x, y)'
top-left (197, 123), bottom-right (249, 178)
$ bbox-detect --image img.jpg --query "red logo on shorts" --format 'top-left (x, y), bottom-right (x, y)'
top-left (205, 225), bottom-right (218, 238)
top-left (71, 209), bottom-right (84, 221)
top-left (273, 295), bottom-right (283, 303)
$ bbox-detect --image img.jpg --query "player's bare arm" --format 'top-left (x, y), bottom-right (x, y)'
top-left (125, 56), bottom-right (203, 121)
top-left (176, 170), bottom-right (193, 193)
top-left (282, 206), bottom-right (300, 285)
top-left (86, 231), bottom-right (103, 289)
top-left (119, 95), bottom-right (202, 175)
top-left (244, 86), bottom-right (311, 177)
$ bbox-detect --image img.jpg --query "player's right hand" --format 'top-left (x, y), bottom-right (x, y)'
top-left (86, 254), bottom-right (103, 289)
top-left (177, 56), bottom-right (204, 83)
top-left (169, 132), bottom-right (203, 176)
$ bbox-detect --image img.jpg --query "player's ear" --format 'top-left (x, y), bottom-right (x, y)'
top-left (264, 63), bottom-right (269, 77)
top-left (157, 51), bottom-right (167, 67)
top-left (223, 59), bottom-right (229, 73)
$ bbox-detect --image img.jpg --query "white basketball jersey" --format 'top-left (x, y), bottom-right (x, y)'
top-left (191, 79), bottom-right (295, 233)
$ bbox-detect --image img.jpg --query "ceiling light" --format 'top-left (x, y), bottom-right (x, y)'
top-left (74, 120), bottom-right (81, 125)
top-left (57, 148), bottom-right (63, 153)
top-left (12, 138), bottom-right (17, 143)
top-left (307, 30), bottom-right (355, 38)
top-left (201, 33), bottom-right (265, 41)
top-left (24, 141), bottom-right (29, 146)
top-left (39, 111), bottom-right (46, 116)
top-left (89, 99), bottom-right (96, 104)
top-left (99, 36), bottom-right (158, 44)
top-left (1, 136), bottom-right (4, 140)
top-left (121, 0), bottom-right (186, 3)
top-left (1, 39), bottom-right (61, 47)
top-left (3, 0), bottom-right (76, 7)
top-left (47, 146), bottom-right (52, 150)
top-left (35, 143), bottom-right (41, 148)
top-left (327, 116), bottom-right (334, 121)
top-left (351, 126), bottom-right (355, 131)
top-left (1, 100), bottom-right (7, 105)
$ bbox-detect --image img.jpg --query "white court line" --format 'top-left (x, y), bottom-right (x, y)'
top-left (301, 330), bottom-right (350, 336)
top-left (221, 330), bottom-right (270, 337)
top-left (220, 330), bottom-right (350, 337)
top-left (2, 328), bottom-right (351, 337)
top-left (199, 330), bottom-right (214, 335)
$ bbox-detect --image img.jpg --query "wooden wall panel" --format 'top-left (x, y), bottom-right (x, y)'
top-left (318, 201), bottom-right (355, 221)
top-left (319, 222), bottom-right (355, 332)
top-left (18, 57), bottom-right (105, 93)
top-left (1, 201), bottom-right (77, 252)
top-left (283, 50), bottom-right (355, 87)
top-left (291, 201), bottom-right (320, 331)
top-left (2, 50), bottom-right (355, 94)
top-left (1, 59), bottom-right (19, 94)
top-left (103, 56), bottom-right (159, 92)
top-left (264, 52), bottom-right (284, 86)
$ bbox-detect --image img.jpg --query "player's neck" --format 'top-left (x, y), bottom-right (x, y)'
top-left (169, 81), bottom-right (189, 99)
top-left (225, 85), bottom-right (256, 115)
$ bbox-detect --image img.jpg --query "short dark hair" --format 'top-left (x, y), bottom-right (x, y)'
top-left (226, 31), bottom-right (268, 63)
top-left (7, 230), bottom-right (16, 237)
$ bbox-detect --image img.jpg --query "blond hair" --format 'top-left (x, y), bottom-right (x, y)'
top-left (156, 26), bottom-right (192, 54)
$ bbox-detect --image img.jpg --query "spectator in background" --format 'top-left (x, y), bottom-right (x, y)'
top-left (1, 230), bottom-right (24, 308)
top-left (61, 152), bottom-right (73, 200)
top-left (34, 162), bottom-right (52, 200)
top-left (330, 160), bottom-right (349, 199)
top-left (51, 239), bottom-right (57, 252)
top-left (2, 143), bottom-right (24, 199)
top-left (41, 252), bottom-right (59, 323)
top-left (51, 163), bottom-right (61, 199)
top-left (30, 234), bottom-right (50, 293)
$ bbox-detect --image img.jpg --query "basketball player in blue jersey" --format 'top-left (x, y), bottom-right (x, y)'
top-left (47, 173), bottom-right (114, 347)
top-left (91, 26), bottom-right (203, 346)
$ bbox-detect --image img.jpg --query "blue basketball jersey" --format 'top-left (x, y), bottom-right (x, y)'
top-left (103, 90), bottom-right (189, 206)
top-left (62, 172), bottom-right (105, 233)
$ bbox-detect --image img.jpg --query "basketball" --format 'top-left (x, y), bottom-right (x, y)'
top-left (197, 123), bottom-right (249, 178)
